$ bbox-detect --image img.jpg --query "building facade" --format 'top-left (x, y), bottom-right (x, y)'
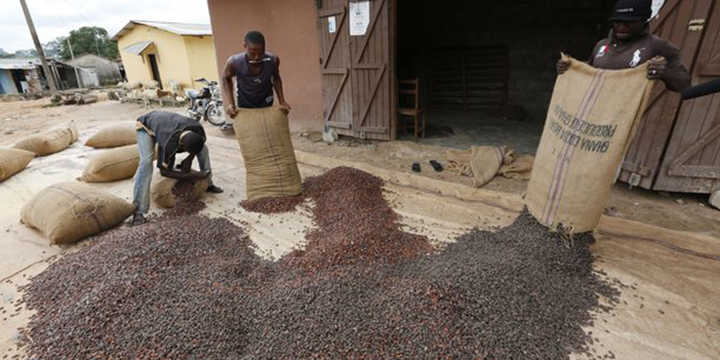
top-left (112, 20), bottom-right (218, 91)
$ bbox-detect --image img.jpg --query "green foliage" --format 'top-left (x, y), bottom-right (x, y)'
top-left (58, 26), bottom-right (119, 60)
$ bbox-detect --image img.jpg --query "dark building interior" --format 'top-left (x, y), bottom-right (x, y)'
top-left (396, 0), bottom-right (616, 152)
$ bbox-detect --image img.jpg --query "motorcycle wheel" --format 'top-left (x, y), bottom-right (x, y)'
top-left (205, 102), bottom-right (226, 126)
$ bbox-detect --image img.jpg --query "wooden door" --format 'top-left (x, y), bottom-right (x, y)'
top-left (655, 1), bottom-right (720, 193)
top-left (317, 1), bottom-right (354, 135)
top-left (618, 0), bottom-right (712, 189)
top-left (317, 0), bottom-right (394, 140)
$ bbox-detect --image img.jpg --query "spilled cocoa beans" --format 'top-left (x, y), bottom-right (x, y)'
top-left (18, 167), bottom-right (619, 359)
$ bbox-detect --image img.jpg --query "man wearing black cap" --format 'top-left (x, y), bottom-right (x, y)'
top-left (132, 111), bottom-right (223, 225)
top-left (558, 0), bottom-right (691, 92)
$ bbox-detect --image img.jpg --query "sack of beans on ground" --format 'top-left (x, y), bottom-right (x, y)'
top-left (21, 182), bottom-right (135, 245)
top-left (525, 55), bottom-right (654, 232)
top-left (13, 122), bottom-right (79, 156)
top-left (81, 144), bottom-right (141, 183)
top-left (151, 174), bottom-right (208, 208)
top-left (0, 148), bottom-right (35, 182)
top-left (233, 107), bottom-right (302, 200)
top-left (84, 124), bottom-right (137, 148)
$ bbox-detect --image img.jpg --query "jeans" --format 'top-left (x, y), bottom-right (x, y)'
top-left (133, 129), bottom-right (214, 215)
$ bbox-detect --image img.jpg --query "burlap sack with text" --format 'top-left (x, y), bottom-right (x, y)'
top-left (525, 55), bottom-right (653, 232)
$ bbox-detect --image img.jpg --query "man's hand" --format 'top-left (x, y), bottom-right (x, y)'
top-left (557, 59), bottom-right (570, 75)
top-left (279, 101), bottom-right (291, 116)
top-left (161, 168), bottom-right (210, 181)
top-left (647, 56), bottom-right (667, 80)
top-left (226, 105), bottom-right (238, 119)
top-left (180, 154), bottom-right (195, 173)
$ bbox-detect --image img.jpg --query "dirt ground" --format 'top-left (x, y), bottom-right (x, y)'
top-left (1, 94), bottom-right (719, 359)
top-left (2, 94), bottom-right (717, 238)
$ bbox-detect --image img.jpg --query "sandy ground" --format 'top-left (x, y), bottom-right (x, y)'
top-left (1, 96), bottom-right (718, 238)
top-left (0, 96), bottom-right (718, 359)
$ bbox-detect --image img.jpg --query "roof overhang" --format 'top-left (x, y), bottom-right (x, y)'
top-left (123, 41), bottom-right (154, 55)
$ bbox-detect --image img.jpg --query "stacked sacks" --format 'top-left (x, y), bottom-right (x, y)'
top-left (85, 125), bottom-right (137, 148)
top-left (0, 148), bottom-right (35, 182)
top-left (234, 107), bottom-right (302, 200)
top-left (14, 122), bottom-right (79, 156)
top-left (21, 182), bottom-right (135, 245)
top-left (81, 145), bottom-right (142, 183)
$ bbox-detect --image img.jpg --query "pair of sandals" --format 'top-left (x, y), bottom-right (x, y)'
top-left (412, 160), bottom-right (443, 173)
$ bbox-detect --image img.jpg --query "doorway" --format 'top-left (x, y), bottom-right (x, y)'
top-left (147, 54), bottom-right (163, 89)
top-left (395, 0), bottom-right (615, 153)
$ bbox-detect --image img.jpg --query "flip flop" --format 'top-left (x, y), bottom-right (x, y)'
top-left (412, 163), bottom-right (421, 172)
top-left (430, 160), bottom-right (444, 172)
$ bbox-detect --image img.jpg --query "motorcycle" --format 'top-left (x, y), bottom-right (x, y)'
top-left (186, 78), bottom-right (226, 126)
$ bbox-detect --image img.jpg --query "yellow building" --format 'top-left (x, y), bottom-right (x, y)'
top-left (112, 20), bottom-right (218, 91)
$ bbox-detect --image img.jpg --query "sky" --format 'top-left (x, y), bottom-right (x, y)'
top-left (0, 0), bottom-right (211, 53)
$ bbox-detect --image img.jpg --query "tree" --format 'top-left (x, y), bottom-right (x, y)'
top-left (43, 38), bottom-right (64, 58)
top-left (58, 26), bottom-right (118, 60)
top-left (14, 49), bottom-right (37, 58)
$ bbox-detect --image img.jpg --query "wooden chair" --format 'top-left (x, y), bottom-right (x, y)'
top-left (397, 78), bottom-right (426, 142)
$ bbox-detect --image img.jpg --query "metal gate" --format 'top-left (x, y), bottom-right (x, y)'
top-left (316, 0), bottom-right (394, 140)
top-left (619, 0), bottom-right (713, 189)
top-left (655, 0), bottom-right (720, 193)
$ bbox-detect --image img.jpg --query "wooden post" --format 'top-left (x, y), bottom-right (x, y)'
top-left (19, 0), bottom-right (57, 94)
top-left (66, 37), bottom-right (84, 88)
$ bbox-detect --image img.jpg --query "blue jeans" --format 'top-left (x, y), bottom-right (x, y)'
top-left (133, 129), bottom-right (214, 215)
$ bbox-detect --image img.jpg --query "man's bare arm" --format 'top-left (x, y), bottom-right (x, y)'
top-left (273, 56), bottom-right (291, 115)
top-left (222, 57), bottom-right (238, 118)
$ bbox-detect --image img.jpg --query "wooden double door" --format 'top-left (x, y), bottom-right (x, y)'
top-left (316, 0), bottom-right (395, 140)
top-left (621, 0), bottom-right (720, 194)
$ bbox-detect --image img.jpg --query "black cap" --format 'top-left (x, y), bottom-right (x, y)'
top-left (182, 132), bottom-right (205, 155)
top-left (609, 0), bottom-right (652, 21)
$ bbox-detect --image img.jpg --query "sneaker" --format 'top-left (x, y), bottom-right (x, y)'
top-left (207, 185), bottom-right (224, 194)
top-left (132, 214), bottom-right (147, 226)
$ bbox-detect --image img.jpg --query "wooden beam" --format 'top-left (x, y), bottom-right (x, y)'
top-left (356, 64), bottom-right (387, 128)
top-left (324, 69), bottom-right (349, 127)
top-left (321, 8), bottom-right (346, 69)
top-left (353, 0), bottom-right (386, 65)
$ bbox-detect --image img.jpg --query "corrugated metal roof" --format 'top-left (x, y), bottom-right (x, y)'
top-left (111, 20), bottom-right (212, 41)
top-left (0, 58), bottom-right (41, 70)
top-left (123, 41), bottom-right (154, 55)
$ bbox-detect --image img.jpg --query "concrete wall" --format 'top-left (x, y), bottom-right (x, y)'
top-left (0, 70), bottom-right (18, 95)
top-left (184, 36), bottom-right (220, 87)
top-left (207, 0), bottom-right (324, 132)
top-left (117, 24), bottom-right (215, 90)
top-left (398, 0), bottom-right (615, 120)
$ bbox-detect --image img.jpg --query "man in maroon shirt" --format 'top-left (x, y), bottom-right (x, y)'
top-left (557, 0), bottom-right (691, 92)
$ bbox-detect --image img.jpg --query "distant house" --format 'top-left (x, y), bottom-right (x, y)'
top-left (66, 54), bottom-right (123, 86)
top-left (0, 58), bottom-right (97, 94)
top-left (111, 20), bottom-right (218, 91)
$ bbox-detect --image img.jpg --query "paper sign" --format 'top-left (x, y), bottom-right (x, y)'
top-left (328, 16), bottom-right (337, 33)
top-left (652, 0), bottom-right (665, 18)
top-left (349, 1), bottom-right (371, 36)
